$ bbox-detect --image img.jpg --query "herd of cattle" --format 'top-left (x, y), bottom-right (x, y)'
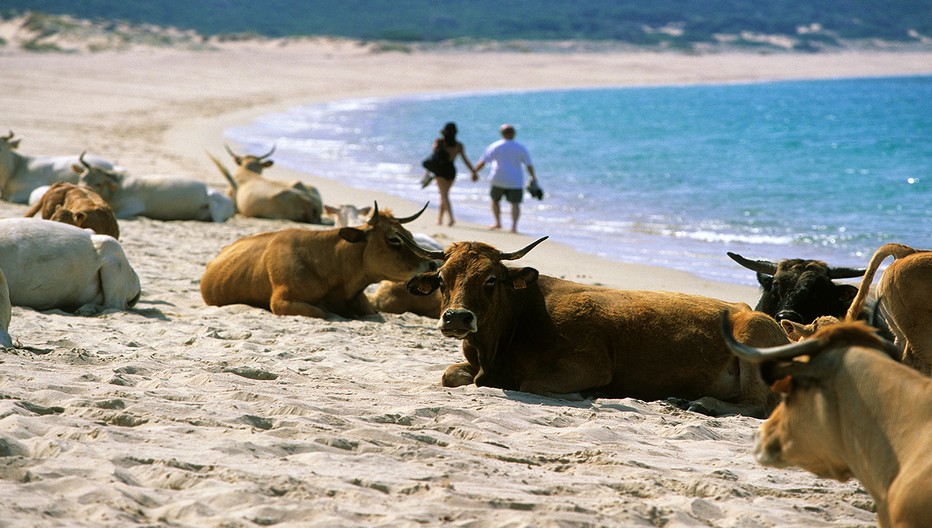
top-left (1, 131), bottom-right (929, 526)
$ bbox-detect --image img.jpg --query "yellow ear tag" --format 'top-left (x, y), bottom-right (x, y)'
top-left (417, 283), bottom-right (433, 294)
top-left (512, 278), bottom-right (527, 290)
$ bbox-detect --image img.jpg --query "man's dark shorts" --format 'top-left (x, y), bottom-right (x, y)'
top-left (490, 186), bottom-right (523, 203)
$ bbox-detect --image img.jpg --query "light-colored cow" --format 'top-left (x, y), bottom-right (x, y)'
top-left (402, 234), bottom-right (790, 417)
top-left (846, 243), bottom-right (932, 375)
top-left (0, 218), bottom-right (141, 312)
top-left (24, 181), bottom-right (120, 239)
top-left (201, 203), bottom-right (431, 319)
top-left (0, 130), bottom-right (118, 203)
top-left (722, 318), bottom-right (932, 528)
top-left (323, 203), bottom-right (372, 227)
top-left (0, 268), bottom-right (11, 348)
top-left (76, 153), bottom-right (233, 222)
top-left (209, 144), bottom-right (323, 223)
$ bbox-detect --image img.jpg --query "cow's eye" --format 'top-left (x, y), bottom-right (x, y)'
top-left (388, 236), bottom-right (401, 247)
top-left (484, 276), bottom-right (496, 289)
top-left (437, 275), bottom-right (445, 292)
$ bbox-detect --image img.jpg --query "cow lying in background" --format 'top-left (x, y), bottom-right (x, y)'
top-left (209, 144), bottom-right (323, 223)
top-left (401, 235), bottom-right (790, 417)
top-left (721, 317), bottom-right (932, 528)
top-left (24, 181), bottom-right (120, 239)
top-left (323, 203), bottom-right (372, 227)
top-left (368, 232), bottom-right (443, 318)
top-left (0, 218), bottom-right (140, 312)
top-left (845, 243), bottom-right (932, 375)
top-left (201, 203), bottom-right (431, 319)
top-left (727, 252), bottom-right (866, 324)
top-left (76, 153), bottom-right (233, 222)
top-left (0, 130), bottom-right (118, 203)
top-left (0, 268), bottom-right (11, 348)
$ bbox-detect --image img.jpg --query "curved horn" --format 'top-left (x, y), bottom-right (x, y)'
top-left (395, 202), bottom-right (430, 224)
top-left (827, 266), bottom-right (867, 280)
top-left (396, 230), bottom-right (445, 261)
top-left (367, 201), bottom-right (381, 225)
top-left (2, 130), bottom-right (13, 141)
top-left (223, 143), bottom-right (239, 159)
top-left (258, 144), bottom-right (276, 160)
top-left (499, 236), bottom-right (549, 261)
top-left (727, 252), bottom-right (778, 276)
top-left (721, 312), bottom-right (824, 363)
top-left (78, 151), bottom-right (92, 169)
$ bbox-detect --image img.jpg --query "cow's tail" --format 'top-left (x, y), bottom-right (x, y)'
top-left (845, 243), bottom-right (918, 321)
top-left (207, 151), bottom-right (237, 192)
top-left (23, 199), bottom-right (42, 218)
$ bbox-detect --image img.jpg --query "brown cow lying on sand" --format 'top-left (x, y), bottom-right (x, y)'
top-left (846, 243), bottom-right (932, 375)
top-left (722, 317), bottom-right (932, 528)
top-left (208, 144), bottom-right (323, 224)
top-left (24, 181), bottom-right (120, 239)
top-left (201, 203), bottom-right (432, 319)
top-left (401, 235), bottom-right (790, 417)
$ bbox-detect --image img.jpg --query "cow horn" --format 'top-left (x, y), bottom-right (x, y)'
top-left (395, 230), bottom-right (445, 261)
top-left (499, 236), bottom-right (549, 261)
top-left (79, 151), bottom-right (92, 169)
top-left (367, 201), bottom-right (381, 225)
top-left (395, 202), bottom-right (429, 224)
top-left (223, 143), bottom-right (239, 159)
top-left (827, 266), bottom-right (867, 279)
top-left (727, 252), bottom-right (777, 276)
top-left (721, 311), bottom-right (824, 363)
top-left (258, 144), bottom-right (276, 160)
top-left (2, 130), bottom-right (13, 140)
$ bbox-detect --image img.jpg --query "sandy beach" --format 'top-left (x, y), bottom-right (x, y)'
top-left (2, 37), bottom-right (930, 526)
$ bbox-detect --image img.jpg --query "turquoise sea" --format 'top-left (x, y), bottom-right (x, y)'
top-left (227, 75), bottom-right (931, 285)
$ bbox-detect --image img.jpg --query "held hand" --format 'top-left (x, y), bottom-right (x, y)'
top-left (471, 170), bottom-right (479, 182)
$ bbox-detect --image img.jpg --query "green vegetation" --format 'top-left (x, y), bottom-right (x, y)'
top-left (2, 0), bottom-right (930, 47)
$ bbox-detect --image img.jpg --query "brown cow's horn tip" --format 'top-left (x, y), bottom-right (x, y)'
top-left (396, 202), bottom-right (430, 224)
top-left (500, 236), bottom-right (549, 261)
top-left (367, 201), bottom-right (380, 225)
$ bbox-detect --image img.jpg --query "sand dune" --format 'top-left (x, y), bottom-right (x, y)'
top-left (2, 39), bottom-right (929, 526)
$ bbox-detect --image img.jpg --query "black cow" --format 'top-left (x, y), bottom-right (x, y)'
top-left (727, 252), bottom-right (866, 324)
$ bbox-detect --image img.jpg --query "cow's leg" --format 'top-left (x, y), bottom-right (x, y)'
top-left (518, 360), bottom-right (611, 397)
top-left (442, 362), bottom-right (478, 387)
top-left (347, 291), bottom-right (376, 317)
top-left (269, 289), bottom-right (327, 318)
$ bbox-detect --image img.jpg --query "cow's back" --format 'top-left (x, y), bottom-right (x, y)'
top-left (201, 231), bottom-right (278, 309)
top-left (0, 219), bottom-right (104, 310)
top-left (536, 277), bottom-right (784, 400)
top-left (114, 176), bottom-right (212, 221)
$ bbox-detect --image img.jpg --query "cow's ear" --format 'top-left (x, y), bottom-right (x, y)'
top-left (72, 164), bottom-right (83, 174)
top-left (837, 284), bottom-right (858, 304)
top-left (507, 267), bottom-right (539, 289)
top-left (756, 272), bottom-right (773, 290)
top-left (10, 139), bottom-right (21, 149)
top-left (339, 227), bottom-right (367, 243)
top-left (262, 160), bottom-right (274, 168)
top-left (407, 272), bottom-right (440, 296)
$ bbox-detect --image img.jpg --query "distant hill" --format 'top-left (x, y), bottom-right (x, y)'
top-left (2, 0), bottom-right (931, 52)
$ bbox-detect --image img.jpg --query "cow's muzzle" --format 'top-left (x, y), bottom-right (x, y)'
top-left (438, 308), bottom-right (477, 339)
top-left (774, 309), bottom-right (804, 324)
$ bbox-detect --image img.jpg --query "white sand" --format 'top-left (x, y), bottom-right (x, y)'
top-left (1, 40), bottom-right (928, 526)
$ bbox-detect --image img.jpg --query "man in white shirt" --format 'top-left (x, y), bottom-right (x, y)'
top-left (473, 124), bottom-right (538, 233)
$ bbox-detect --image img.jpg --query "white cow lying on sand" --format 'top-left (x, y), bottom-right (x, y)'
top-left (74, 153), bottom-right (233, 222)
top-left (0, 268), bottom-right (11, 347)
top-left (0, 130), bottom-right (119, 204)
top-left (0, 218), bottom-right (141, 312)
